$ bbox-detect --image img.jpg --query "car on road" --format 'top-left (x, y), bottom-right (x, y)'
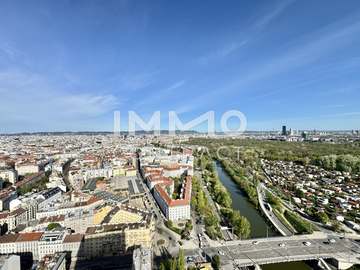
top-left (218, 250), bottom-right (225, 255)
top-left (252, 241), bottom-right (259, 245)
top-left (328, 238), bottom-right (336, 244)
top-left (303, 241), bottom-right (311, 246)
top-left (279, 243), bottom-right (286, 247)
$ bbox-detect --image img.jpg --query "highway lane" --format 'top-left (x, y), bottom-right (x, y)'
top-left (185, 237), bottom-right (360, 267)
top-left (257, 183), bottom-right (293, 236)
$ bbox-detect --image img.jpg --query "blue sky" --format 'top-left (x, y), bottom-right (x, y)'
top-left (1, 0), bottom-right (360, 133)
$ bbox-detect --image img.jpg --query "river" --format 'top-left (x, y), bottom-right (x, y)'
top-left (214, 161), bottom-right (277, 238)
top-left (214, 161), bottom-right (314, 270)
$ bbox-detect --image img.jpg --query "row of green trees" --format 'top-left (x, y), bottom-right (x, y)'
top-left (195, 154), bottom-right (251, 239)
top-left (191, 176), bottom-right (222, 240)
top-left (219, 159), bottom-right (259, 207)
top-left (220, 208), bottom-right (251, 238)
top-left (159, 249), bottom-right (185, 270)
top-left (314, 154), bottom-right (360, 173)
top-left (159, 250), bottom-right (221, 270)
top-left (201, 160), bottom-right (233, 209)
top-left (190, 138), bottom-right (360, 173)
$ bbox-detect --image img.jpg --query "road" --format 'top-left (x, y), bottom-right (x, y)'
top-left (135, 159), bottom-right (199, 256)
top-left (257, 183), bottom-right (293, 236)
top-left (185, 234), bottom-right (360, 268)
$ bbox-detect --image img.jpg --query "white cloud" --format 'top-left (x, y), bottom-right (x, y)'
top-left (198, 40), bottom-right (248, 65)
top-left (197, 1), bottom-right (294, 65)
top-left (254, 0), bottom-right (295, 29)
top-left (0, 69), bottom-right (120, 131)
top-left (134, 80), bottom-right (186, 109)
top-left (0, 43), bottom-right (23, 60)
top-left (116, 70), bottom-right (159, 91)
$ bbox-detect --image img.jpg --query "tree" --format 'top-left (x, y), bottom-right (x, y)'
top-left (212, 255), bottom-right (221, 270)
top-left (47, 222), bottom-right (61, 230)
top-left (238, 216), bottom-right (251, 239)
top-left (170, 258), bottom-right (177, 270)
top-left (295, 189), bottom-right (305, 198)
top-left (316, 212), bottom-right (330, 225)
top-left (204, 214), bottom-right (218, 227)
top-left (159, 262), bottom-right (166, 270)
top-left (230, 210), bottom-right (251, 239)
top-left (177, 249), bottom-right (185, 270)
top-left (331, 221), bottom-right (342, 233)
top-left (185, 220), bottom-right (193, 231)
top-left (267, 192), bottom-right (282, 210)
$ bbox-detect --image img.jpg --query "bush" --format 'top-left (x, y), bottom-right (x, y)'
top-left (315, 212), bottom-right (330, 225)
top-left (284, 210), bottom-right (313, 234)
top-left (47, 222), bottom-right (61, 231)
top-left (165, 220), bottom-right (182, 235)
top-left (267, 191), bottom-right (282, 210)
top-left (212, 255), bottom-right (221, 270)
top-left (157, 239), bottom-right (165, 246)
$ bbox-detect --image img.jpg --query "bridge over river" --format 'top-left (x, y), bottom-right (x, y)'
top-left (185, 234), bottom-right (360, 269)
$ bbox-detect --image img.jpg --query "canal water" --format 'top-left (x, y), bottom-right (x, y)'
top-left (214, 161), bottom-right (314, 270)
top-left (214, 161), bottom-right (277, 238)
top-left (261, 261), bottom-right (313, 270)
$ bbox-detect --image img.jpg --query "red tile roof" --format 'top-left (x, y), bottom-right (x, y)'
top-left (16, 232), bottom-right (43, 242)
top-left (155, 176), bottom-right (192, 207)
top-left (64, 234), bottom-right (84, 243)
top-left (0, 234), bottom-right (20, 243)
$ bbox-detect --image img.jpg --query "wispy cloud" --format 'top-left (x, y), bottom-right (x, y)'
top-left (197, 1), bottom-right (294, 65)
top-left (166, 80), bottom-right (185, 91)
top-left (0, 43), bottom-right (23, 60)
top-left (225, 16), bottom-right (360, 92)
top-left (198, 40), bottom-right (248, 65)
top-left (321, 104), bottom-right (345, 109)
top-left (321, 111), bottom-right (360, 118)
top-left (117, 70), bottom-right (159, 91)
top-left (178, 16), bottom-right (360, 114)
top-left (254, 0), bottom-right (295, 29)
top-left (134, 80), bottom-right (186, 109)
top-left (0, 69), bottom-right (120, 131)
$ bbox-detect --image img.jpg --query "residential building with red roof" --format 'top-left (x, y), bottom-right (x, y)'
top-left (153, 176), bottom-right (192, 221)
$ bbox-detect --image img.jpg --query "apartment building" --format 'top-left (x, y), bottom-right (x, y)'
top-left (0, 169), bottom-right (17, 184)
top-left (15, 232), bottom-right (43, 260)
top-left (36, 196), bottom-right (102, 219)
top-left (153, 176), bottom-right (192, 221)
top-left (38, 231), bottom-right (67, 260)
top-left (84, 222), bottom-right (153, 258)
top-left (15, 163), bottom-right (40, 176)
top-left (0, 191), bottom-right (17, 211)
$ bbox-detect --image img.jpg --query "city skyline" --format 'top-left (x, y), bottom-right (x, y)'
top-left (1, 0), bottom-right (360, 133)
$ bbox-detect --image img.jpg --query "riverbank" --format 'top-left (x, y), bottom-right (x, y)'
top-left (217, 158), bottom-right (260, 207)
top-left (214, 161), bottom-right (278, 238)
top-left (194, 154), bottom-right (252, 239)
